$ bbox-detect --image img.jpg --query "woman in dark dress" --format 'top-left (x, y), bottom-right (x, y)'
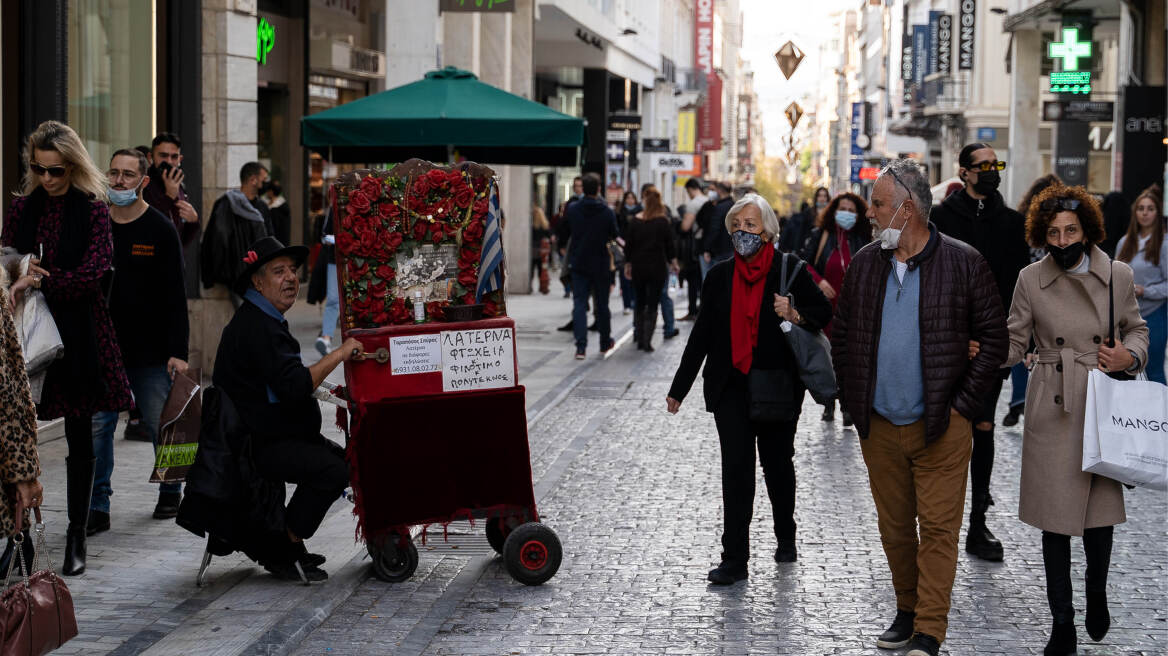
top-left (616, 191), bottom-right (641, 315)
top-left (667, 193), bottom-right (832, 583)
top-left (623, 188), bottom-right (676, 352)
top-left (2, 120), bottom-right (133, 575)
top-left (797, 191), bottom-right (870, 423)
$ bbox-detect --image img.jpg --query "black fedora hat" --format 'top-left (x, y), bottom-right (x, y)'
top-left (234, 236), bottom-right (310, 294)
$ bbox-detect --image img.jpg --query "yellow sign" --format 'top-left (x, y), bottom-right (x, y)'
top-left (676, 111), bottom-right (696, 153)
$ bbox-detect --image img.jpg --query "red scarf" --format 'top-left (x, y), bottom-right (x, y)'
top-left (731, 244), bottom-right (775, 374)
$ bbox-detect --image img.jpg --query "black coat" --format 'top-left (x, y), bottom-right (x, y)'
top-left (564, 196), bottom-right (619, 276)
top-left (669, 251), bottom-right (833, 413)
top-left (201, 194), bottom-right (270, 289)
top-left (702, 196), bottom-right (735, 261)
top-left (778, 208), bottom-right (816, 254)
top-left (212, 300), bottom-right (321, 441)
top-left (930, 189), bottom-right (1030, 316)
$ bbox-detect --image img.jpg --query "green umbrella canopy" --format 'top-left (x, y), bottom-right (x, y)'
top-left (301, 67), bottom-right (586, 166)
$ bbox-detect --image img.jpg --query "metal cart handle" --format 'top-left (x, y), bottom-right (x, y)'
top-left (351, 347), bottom-right (390, 364)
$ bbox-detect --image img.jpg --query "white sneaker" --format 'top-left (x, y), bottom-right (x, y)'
top-left (315, 336), bottom-right (331, 356)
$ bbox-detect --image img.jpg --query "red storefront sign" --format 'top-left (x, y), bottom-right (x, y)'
top-left (694, 0), bottom-right (722, 152)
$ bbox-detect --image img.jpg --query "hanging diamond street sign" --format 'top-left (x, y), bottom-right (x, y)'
top-left (774, 41), bottom-right (805, 80)
top-left (784, 102), bottom-right (804, 128)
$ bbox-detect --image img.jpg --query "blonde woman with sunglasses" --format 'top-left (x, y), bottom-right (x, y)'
top-left (1, 120), bottom-right (132, 576)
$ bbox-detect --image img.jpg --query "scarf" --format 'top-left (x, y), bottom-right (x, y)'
top-left (730, 243), bottom-right (774, 374)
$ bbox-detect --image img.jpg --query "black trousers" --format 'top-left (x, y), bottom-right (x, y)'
top-left (64, 416), bottom-right (94, 460)
top-left (971, 376), bottom-right (1005, 498)
top-left (253, 434), bottom-right (349, 540)
top-left (681, 264), bottom-right (701, 315)
top-left (712, 380), bottom-right (799, 565)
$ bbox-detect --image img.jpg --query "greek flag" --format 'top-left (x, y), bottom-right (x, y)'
top-left (475, 180), bottom-right (504, 302)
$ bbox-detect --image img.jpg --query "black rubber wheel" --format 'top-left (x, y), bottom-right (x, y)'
top-left (484, 517), bottom-right (518, 554)
top-left (502, 522), bottom-right (562, 586)
top-left (370, 536), bottom-right (418, 583)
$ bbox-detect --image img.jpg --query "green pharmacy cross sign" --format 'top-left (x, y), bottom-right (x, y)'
top-left (1049, 28), bottom-right (1091, 70)
top-left (1048, 27), bottom-right (1092, 95)
top-left (257, 17), bottom-right (275, 66)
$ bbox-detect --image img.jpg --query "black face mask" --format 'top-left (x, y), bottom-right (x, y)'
top-left (1047, 241), bottom-right (1086, 269)
top-left (970, 169), bottom-right (1001, 196)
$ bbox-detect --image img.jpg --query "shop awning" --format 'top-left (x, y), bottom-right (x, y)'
top-left (300, 67), bottom-right (586, 166)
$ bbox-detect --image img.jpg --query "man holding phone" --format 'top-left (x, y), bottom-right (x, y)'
top-left (143, 132), bottom-right (200, 246)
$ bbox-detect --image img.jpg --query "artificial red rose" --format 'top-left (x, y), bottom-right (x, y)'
top-left (453, 184), bottom-right (473, 208)
top-left (431, 229), bottom-right (445, 245)
top-left (412, 176), bottom-right (431, 196)
top-left (359, 175), bottom-right (382, 201)
top-left (347, 190), bottom-right (371, 215)
top-left (458, 267), bottom-right (478, 287)
top-left (385, 231), bottom-right (404, 251)
top-left (378, 201), bottom-right (400, 221)
top-left (458, 251), bottom-right (477, 269)
top-left (426, 301), bottom-right (446, 321)
top-left (482, 300), bottom-right (498, 318)
top-left (348, 259), bottom-right (369, 279)
top-left (446, 171), bottom-right (462, 185)
top-left (360, 229), bottom-right (379, 253)
top-left (369, 281), bottom-right (387, 298)
top-left (337, 233), bottom-right (355, 253)
top-left (426, 169), bottom-right (447, 185)
top-left (388, 297), bottom-right (410, 324)
top-left (473, 198), bottom-right (488, 218)
top-left (374, 264), bottom-right (395, 282)
top-left (412, 220), bottom-right (429, 241)
top-left (461, 292), bottom-right (476, 305)
top-left (462, 219), bottom-right (484, 243)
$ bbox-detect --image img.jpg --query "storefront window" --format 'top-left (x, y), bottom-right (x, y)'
top-left (67, 0), bottom-right (155, 168)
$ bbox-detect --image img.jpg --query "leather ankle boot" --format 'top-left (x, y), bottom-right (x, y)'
top-left (1044, 620), bottom-right (1077, 655)
top-left (63, 457), bottom-right (96, 576)
top-left (965, 492), bottom-right (1004, 561)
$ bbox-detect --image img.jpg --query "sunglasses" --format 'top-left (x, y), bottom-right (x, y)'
top-left (1040, 198), bottom-right (1081, 212)
top-left (30, 163), bottom-right (68, 178)
top-left (971, 160), bottom-right (1007, 172)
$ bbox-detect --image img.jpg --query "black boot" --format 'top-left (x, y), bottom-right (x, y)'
top-left (966, 492), bottom-right (1004, 561)
top-left (821, 398), bottom-right (835, 422)
top-left (1083, 525), bottom-right (1113, 641)
top-left (63, 457), bottom-right (96, 576)
top-left (641, 307), bottom-right (657, 353)
top-left (1042, 531), bottom-right (1077, 655)
top-left (0, 529), bottom-right (34, 579)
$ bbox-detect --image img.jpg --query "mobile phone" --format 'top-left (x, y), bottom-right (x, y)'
top-left (157, 161), bottom-right (173, 174)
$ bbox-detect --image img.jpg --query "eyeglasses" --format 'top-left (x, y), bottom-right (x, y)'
top-left (30, 163), bottom-right (67, 178)
top-left (1040, 198), bottom-right (1081, 212)
top-left (971, 160), bottom-right (1007, 172)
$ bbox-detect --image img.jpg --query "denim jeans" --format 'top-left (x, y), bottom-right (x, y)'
top-left (1008, 362), bottom-right (1028, 410)
top-left (571, 270), bottom-right (611, 351)
top-left (1144, 304), bottom-right (1167, 385)
top-left (618, 269), bottom-right (635, 310)
top-left (322, 263), bottom-right (340, 340)
top-left (92, 366), bottom-right (180, 512)
top-left (659, 285), bottom-right (675, 333)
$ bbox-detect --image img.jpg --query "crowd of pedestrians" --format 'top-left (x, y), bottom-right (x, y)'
top-left (661, 146), bottom-right (1165, 655)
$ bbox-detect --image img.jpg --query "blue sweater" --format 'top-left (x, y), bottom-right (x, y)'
top-left (874, 263), bottom-right (925, 425)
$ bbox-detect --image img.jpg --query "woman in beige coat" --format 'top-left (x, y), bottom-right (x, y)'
top-left (1005, 184), bottom-right (1148, 655)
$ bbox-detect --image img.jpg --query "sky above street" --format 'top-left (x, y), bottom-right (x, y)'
top-left (740, 0), bottom-right (855, 157)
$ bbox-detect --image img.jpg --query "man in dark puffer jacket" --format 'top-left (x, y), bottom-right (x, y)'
top-left (930, 143), bottom-right (1030, 563)
top-left (832, 159), bottom-right (1007, 656)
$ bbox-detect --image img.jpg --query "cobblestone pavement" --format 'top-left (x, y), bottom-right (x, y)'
top-left (30, 287), bottom-right (1167, 655)
top-left (287, 289), bottom-right (1167, 656)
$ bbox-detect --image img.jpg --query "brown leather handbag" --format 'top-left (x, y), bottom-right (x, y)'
top-left (0, 509), bottom-right (77, 656)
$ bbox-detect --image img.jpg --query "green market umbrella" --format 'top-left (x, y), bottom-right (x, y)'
top-left (301, 67), bottom-right (586, 166)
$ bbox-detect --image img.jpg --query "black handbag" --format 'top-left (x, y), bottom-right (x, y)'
top-left (747, 368), bottom-right (798, 422)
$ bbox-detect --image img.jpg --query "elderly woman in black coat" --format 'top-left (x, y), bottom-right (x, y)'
top-left (666, 193), bottom-right (832, 584)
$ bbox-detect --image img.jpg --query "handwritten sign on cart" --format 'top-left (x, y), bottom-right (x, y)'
top-left (389, 334), bottom-right (442, 375)
top-left (440, 328), bottom-right (516, 392)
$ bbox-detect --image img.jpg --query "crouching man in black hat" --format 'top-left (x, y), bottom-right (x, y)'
top-left (212, 237), bottom-right (363, 582)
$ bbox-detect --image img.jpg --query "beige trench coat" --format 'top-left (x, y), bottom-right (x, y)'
top-left (1005, 246), bottom-right (1149, 536)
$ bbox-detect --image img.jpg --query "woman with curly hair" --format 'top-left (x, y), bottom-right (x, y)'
top-left (1114, 188), bottom-right (1166, 384)
top-left (796, 191), bottom-right (870, 423)
top-left (1004, 184), bottom-right (1148, 654)
top-left (2, 121), bottom-right (133, 576)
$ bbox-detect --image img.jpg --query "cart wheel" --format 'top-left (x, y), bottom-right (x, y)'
top-left (485, 517), bottom-right (520, 554)
top-left (502, 522), bottom-right (562, 586)
top-left (371, 537), bottom-right (418, 583)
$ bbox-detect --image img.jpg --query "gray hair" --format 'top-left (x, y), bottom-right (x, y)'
top-left (725, 193), bottom-right (781, 241)
top-left (879, 158), bottom-right (932, 215)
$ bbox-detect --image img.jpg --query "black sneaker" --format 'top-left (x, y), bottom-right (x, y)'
top-left (706, 562), bottom-right (747, 585)
top-left (556, 320), bottom-right (574, 332)
top-left (905, 632), bottom-right (941, 656)
top-left (153, 492), bottom-right (182, 519)
top-left (600, 339), bottom-right (615, 355)
top-left (876, 609), bottom-right (915, 649)
top-left (842, 410), bottom-right (853, 427)
top-left (123, 420), bottom-right (151, 442)
top-left (663, 328), bottom-right (680, 339)
top-left (574, 350), bottom-right (586, 360)
top-left (86, 509), bottom-right (110, 537)
top-left (774, 539), bottom-right (797, 563)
